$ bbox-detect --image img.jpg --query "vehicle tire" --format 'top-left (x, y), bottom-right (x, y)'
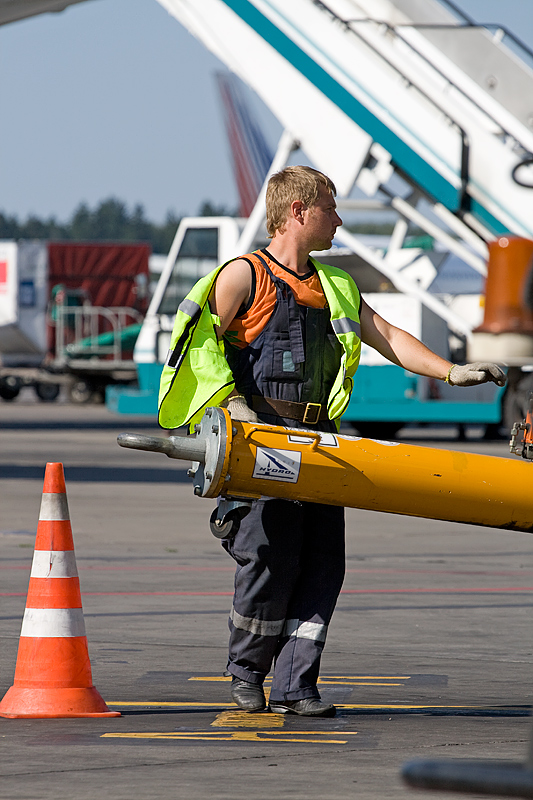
top-left (35, 382), bottom-right (61, 402)
top-left (91, 386), bottom-right (106, 405)
top-left (0, 377), bottom-right (21, 401)
top-left (69, 379), bottom-right (94, 404)
top-left (351, 421), bottom-right (403, 440)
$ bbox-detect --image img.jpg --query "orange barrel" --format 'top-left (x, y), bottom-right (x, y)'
top-left (475, 236), bottom-right (533, 335)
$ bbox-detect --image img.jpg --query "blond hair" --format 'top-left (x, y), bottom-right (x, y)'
top-left (265, 166), bottom-right (336, 237)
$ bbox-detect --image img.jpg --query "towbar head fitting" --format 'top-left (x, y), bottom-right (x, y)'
top-left (117, 431), bottom-right (206, 463)
top-left (117, 407), bottom-right (232, 498)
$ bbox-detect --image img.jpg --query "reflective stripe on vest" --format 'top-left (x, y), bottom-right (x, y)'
top-left (179, 298), bottom-right (201, 318)
top-left (167, 299), bottom-right (202, 369)
top-left (331, 317), bottom-right (361, 338)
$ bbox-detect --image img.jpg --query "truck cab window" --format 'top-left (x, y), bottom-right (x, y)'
top-left (158, 228), bottom-right (219, 316)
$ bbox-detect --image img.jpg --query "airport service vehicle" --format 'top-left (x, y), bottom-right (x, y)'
top-left (109, 0), bottom-right (533, 435)
top-left (0, 240), bottom-right (150, 403)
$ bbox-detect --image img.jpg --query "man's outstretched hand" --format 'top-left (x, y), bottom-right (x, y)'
top-left (448, 363), bottom-right (507, 387)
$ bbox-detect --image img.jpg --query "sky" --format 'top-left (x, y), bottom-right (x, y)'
top-left (1, 0), bottom-right (532, 224)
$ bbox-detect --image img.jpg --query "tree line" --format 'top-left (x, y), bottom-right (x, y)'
top-left (0, 198), bottom-right (235, 254)
top-left (0, 197), bottom-right (423, 254)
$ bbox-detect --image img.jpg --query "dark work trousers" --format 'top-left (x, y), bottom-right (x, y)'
top-left (222, 497), bottom-right (345, 703)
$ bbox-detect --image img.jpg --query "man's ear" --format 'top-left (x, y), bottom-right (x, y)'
top-left (291, 199), bottom-right (306, 224)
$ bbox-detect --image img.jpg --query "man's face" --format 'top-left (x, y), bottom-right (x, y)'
top-left (304, 185), bottom-right (342, 251)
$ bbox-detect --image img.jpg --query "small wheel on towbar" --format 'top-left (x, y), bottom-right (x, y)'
top-left (209, 508), bottom-right (241, 540)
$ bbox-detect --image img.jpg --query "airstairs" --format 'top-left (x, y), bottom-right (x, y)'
top-left (156, 0), bottom-right (533, 340)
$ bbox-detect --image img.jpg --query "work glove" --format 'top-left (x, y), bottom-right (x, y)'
top-left (226, 395), bottom-right (259, 423)
top-left (447, 363), bottom-right (507, 388)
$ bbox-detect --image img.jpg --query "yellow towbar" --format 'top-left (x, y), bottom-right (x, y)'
top-left (118, 407), bottom-right (532, 536)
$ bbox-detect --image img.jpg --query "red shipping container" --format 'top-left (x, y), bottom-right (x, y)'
top-left (47, 242), bottom-right (150, 313)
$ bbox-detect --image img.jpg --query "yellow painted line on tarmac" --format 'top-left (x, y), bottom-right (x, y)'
top-left (336, 703), bottom-right (494, 710)
top-left (104, 693), bottom-right (363, 744)
top-left (211, 710), bottom-right (283, 728)
top-left (106, 701), bottom-right (237, 708)
top-left (318, 676), bottom-right (411, 681)
top-left (188, 675), bottom-right (409, 686)
top-left (211, 710), bottom-right (280, 728)
top-left (323, 681), bottom-right (404, 686)
top-left (101, 731), bottom-right (355, 743)
top-left (106, 700), bottom-right (522, 714)
top-left (189, 675), bottom-right (410, 681)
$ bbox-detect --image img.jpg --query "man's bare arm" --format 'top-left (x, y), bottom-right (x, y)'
top-left (359, 298), bottom-right (452, 379)
top-left (209, 259), bottom-right (253, 337)
top-left (209, 259), bottom-right (256, 410)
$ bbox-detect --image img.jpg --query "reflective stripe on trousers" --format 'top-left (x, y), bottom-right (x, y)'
top-left (229, 608), bottom-right (328, 642)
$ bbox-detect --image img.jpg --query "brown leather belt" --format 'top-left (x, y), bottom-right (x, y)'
top-left (252, 396), bottom-right (328, 425)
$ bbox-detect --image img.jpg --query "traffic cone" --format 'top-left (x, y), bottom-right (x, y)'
top-left (0, 463), bottom-right (120, 718)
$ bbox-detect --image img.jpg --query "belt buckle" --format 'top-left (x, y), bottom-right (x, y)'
top-left (303, 402), bottom-right (321, 425)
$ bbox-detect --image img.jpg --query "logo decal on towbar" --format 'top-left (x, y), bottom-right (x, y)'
top-left (253, 448), bottom-right (301, 483)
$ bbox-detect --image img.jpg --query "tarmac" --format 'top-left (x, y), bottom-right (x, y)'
top-left (1, 391), bottom-right (533, 800)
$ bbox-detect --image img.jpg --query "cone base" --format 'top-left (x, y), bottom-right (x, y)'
top-left (0, 685), bottom-right (121, 718)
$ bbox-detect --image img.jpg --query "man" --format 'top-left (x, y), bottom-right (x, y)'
top-left (159, 166), bottom-right (506, 718)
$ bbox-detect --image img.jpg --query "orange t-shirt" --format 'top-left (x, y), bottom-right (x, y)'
top-left (224, 250), bottom-right (327, 349)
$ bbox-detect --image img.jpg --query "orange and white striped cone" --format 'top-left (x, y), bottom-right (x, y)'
top-left (0, 462), bottom-right (120, 718)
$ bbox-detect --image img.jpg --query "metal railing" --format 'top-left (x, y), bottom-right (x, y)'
top-left (434, 0), bottom-right (533, 71)
top-left (54, 306), bottom-right (143, 365)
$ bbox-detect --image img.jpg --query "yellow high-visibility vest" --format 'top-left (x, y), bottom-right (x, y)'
top-left (158, 255), bottom-right (362, 430)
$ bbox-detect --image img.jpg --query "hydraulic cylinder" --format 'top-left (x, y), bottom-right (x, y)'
top-left (118, 407), bottom-right (533, 533)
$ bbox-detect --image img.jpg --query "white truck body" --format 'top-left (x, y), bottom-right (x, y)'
top-left (0, 240), bottom-right (48, 362)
